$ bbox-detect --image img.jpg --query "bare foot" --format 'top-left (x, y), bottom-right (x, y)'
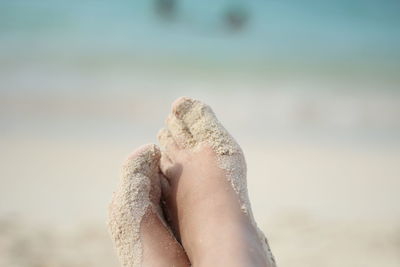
top-left (108, 144), bottom-right (190, 267)
top-left (158, 97), bottom-right (276, 267)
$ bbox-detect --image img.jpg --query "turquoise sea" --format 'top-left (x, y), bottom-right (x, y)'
top-left (1, 0), bottom-right (400, 93)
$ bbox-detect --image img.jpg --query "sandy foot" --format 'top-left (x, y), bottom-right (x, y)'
top-left (108, 144), bottom-right (190, 267)
top-left (158, 97), bottom-right (276, 267)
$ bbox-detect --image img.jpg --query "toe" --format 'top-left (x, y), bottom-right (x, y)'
top-left (159, 151), bottom-right (173, 175)
top-left (157, 127), bottom-right (181, 154)
top-left (165, 114), bottom-right (195, 148)
top-left (171, 97), bottom-right (218, 139)
top-left (172, 96), bottom-right (196, 118)
top-left (171, 96), bottom-right (209, 122)
top-left (159, 151), bottom-right (183, 183)
top-left (170, 97), bottom-right (239, 155)
top-left (113, 144), bottom-right (162, 208)
top-left (123, 143), bottom-right (161, 179)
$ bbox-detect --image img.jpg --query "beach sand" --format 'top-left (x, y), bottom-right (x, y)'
top-left (1, 89), bottom-right (400, 266)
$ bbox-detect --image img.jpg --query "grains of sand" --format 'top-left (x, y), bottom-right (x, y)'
top-left (171, 97), bottom-right (276, 266)
top-left (108, 144), bottom-right (160, 267)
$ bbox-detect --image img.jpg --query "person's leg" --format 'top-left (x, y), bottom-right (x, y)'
top-left (158, 97), bottom-right (276, 267)
top-left (108, 144), bottom-right (190, 267)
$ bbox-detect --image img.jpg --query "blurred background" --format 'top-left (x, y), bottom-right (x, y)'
top-left (1, 0), bottom-right (400, 266)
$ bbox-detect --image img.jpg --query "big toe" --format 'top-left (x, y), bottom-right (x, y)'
top-left (169, 97), bottom-right (240, 155)
top-left (109, 144), bottom-right (162, 223)
top-left (123, 144), bottom-right (161, 179)
top-left (171, 96), bottom-right (211, 124)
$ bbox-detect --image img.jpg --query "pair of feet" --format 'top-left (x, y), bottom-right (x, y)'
top-left (108, 97), bottom-right (276, 267)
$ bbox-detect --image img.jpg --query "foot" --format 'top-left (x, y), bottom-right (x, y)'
top-left (158, 97), bottom-right (276, 267)
top-left (108, 144), bottom-right (190, 267)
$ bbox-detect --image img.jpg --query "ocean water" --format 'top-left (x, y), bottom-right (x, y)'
top-left (1, 0), bottom-right (400, 90)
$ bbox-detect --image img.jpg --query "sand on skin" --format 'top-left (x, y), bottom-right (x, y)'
top-left (159, 97), bottom-right (276, 266)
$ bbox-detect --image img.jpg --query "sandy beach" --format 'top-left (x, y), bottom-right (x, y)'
top-left (1, 88), bottom-right (400, 266)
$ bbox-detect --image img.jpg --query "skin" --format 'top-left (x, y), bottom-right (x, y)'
top-left (140, 201), bottom-right (190, 267)
top-left (109, 144), bottom-right (190, 267)
top-left (109, 97), bottom-right (274, 267)
top-left (158, 97), bottom-right (271, 267)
